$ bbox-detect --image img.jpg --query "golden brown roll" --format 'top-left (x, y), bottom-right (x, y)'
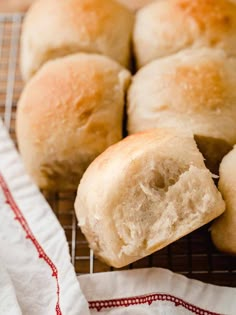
top-left (134, 0), bottom-right (236, 68)
top-left (211, 147), bottom-right (236, 254)
top-left (75, 129), bottom-right (225, 268)
top-left (128, 48), bottom-right (236, 173)
top-left (20, 0), bottom-right (134, 81)
top-left (117, 0), bottom-right (154, 11)
top-left (16, 53), bottom-right (131, 190)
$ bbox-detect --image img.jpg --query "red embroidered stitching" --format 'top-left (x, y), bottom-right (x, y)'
top-left (89, 293), bottom-right (222, 314)
top-left (0, 173), bottom-right (62, 315)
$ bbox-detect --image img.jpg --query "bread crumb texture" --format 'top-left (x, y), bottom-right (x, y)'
top-left (75, 129), bottom-right (225, 267)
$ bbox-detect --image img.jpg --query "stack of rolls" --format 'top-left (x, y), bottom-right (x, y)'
top-left (16, 0), bottom-right (236, 267)
top-left (17, 0), bottom-right (133, 190)
top-left (127, 0), bottom-right (236, 258)
top-left (130, 0), bottom-right (236, 173)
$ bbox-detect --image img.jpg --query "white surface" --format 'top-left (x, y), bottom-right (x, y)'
top-left (0, 261), bottom-right (22, 315)
top-left (0, 118), bottom-right (90, 315)
top-left (79, 268), bottom-right (236, 315)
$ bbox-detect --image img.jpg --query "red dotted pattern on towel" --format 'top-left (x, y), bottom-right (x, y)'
top-left (0, 173), bottom-right (62, 315)
top-left (89, 293), bottom-right (222, 314)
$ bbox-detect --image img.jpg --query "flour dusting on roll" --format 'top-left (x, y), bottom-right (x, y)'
top-left (75, 129), bottom-right (225, 268)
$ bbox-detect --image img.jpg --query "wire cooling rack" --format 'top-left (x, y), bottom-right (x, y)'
top-left (0, 14), bottom-right (236, 286)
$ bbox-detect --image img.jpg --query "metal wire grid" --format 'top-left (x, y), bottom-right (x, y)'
top-left (0, 14), bottom-right (236, 286)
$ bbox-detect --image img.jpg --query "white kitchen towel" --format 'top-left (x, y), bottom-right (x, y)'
top-left (0, 260), bottom-right (22, 315)
top-left (0, 118), bottom-right (90, 315)
top-left (79, 268), bottom-right (236, 315)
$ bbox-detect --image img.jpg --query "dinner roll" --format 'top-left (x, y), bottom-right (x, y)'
top-left (117, 0), bottom-right (154, 11)
top-left (211, 147), bottom-right (236, 254)
top-left (20, 0), bottom-right (134, 81)
top-left (134, 0), bottom-right (236, 68)
top-left (128, 48), bottom-right (236, 173)
top-left (75, 129), bottom-right (225, 268)
top-left (16, 53), bottom-right (131, 191)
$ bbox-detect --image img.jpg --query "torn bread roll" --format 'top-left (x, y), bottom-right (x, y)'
top-left (134, 0), bottom-right (236, 68)
top-left (75, 129), bottom-right (225, 268)
top-left (211, 147), bottom-right (236, 254)
top-left (128, 48), bottom-right (236, 173)
top-left (16, 53), bottom-right (131, 190)
top-left (117, 0), bottom-right (154, 11)
top-left (20, 0), bottom-right (134, 81)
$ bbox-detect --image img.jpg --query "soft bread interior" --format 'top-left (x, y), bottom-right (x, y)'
top-left (75, 130), bottom-right (225, 268)
top-left (106, 165), bottom-right (224, 267)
